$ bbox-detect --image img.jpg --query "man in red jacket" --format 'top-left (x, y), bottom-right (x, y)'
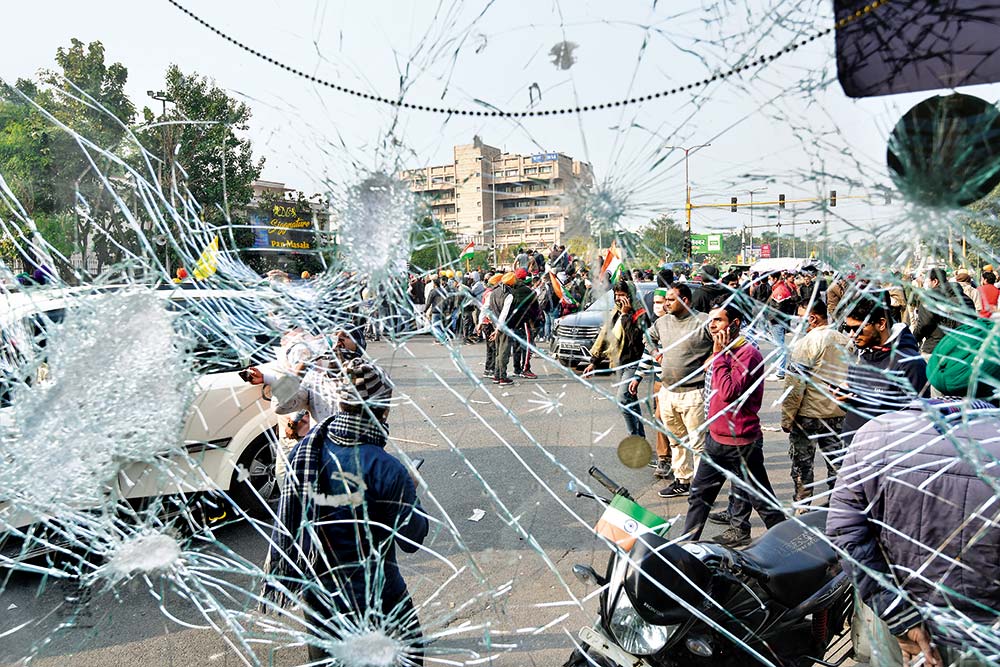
top-left (682, 304), bottom-right (785, 547)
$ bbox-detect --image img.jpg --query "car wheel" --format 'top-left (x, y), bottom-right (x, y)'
top-left (228, 430), bottom-right (278, 519)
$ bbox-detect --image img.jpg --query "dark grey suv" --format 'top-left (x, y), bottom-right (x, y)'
top-left (551, 282), bottom-right (658, 366)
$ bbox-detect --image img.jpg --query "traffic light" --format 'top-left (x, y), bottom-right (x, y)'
top-left (778, 194), bottom-right (785, 209)
top-left (683, 236), bottom-right (692, 256)
top-left (730, 197), bottom-right (737, 212)
top-left (830, 190), bottom-right (837, 207)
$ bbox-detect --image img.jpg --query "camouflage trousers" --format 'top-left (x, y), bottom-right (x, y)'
top-left (788, 416), bottom-right (845, 504)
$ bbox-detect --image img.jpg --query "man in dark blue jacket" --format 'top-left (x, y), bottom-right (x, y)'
top-left (838, 297), bottom-right (928, 444)
top-left (265, 358), bottom-right (428, 665)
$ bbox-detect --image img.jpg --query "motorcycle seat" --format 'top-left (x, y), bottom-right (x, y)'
top-left (739, 512), bottom-right (838, 608)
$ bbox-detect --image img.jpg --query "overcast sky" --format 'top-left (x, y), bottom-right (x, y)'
top-left (4, 0), bottom-right (1000, 244)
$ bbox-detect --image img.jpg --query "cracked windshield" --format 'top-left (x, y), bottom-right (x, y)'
top-left (3, 1), bottom-right (1000, 666)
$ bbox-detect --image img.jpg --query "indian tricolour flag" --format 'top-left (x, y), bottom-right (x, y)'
top-left (601, 241), bottom-right (623, 283)
top-left (460, 241), bottom-right (475, 261)
top-left (594, 494), bottom-right (670, 550)
top-left (549, 270), bottom-right (577, 306)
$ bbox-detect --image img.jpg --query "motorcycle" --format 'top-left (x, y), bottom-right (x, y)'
top-left (565, 467), bottom-right (854, 667)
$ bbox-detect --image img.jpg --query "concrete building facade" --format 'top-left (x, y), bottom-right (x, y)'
top-left (401, 137), bottom-right (595, 252)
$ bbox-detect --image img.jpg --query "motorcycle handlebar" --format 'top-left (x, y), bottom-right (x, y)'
top-left (588, 466), bottom-right (631, 500)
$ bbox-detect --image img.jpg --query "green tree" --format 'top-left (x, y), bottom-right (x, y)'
top-left (137, 65), bottom-right (264, 225)
top-left (0, 39), bottom-right (137, 275)
top-left (409, 217), bottom-right (459, 272)
top-left (967, 182), bottom-right (1000, 260)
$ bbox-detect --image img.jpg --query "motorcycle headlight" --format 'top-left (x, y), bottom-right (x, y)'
top-left (608, 591), bottom-right (678, 655)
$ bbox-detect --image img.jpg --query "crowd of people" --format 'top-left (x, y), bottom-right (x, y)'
top-left (235, 247), bottom-right (999, 666)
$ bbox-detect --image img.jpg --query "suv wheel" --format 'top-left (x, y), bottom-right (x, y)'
top-left (228, 431), bottom-right (278, 519)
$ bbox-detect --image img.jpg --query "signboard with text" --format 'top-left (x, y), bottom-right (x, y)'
top-left (530, 152), bottom-right (559, 163)
top-left (760, 243), bottom-right (772, 258)
top-left (690, 233), bottom-right (723, 255)
top-left (250, 204), bottom-right (315, 251)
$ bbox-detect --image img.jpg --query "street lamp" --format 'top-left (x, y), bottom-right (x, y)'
top-left (664, 143), bottom-right (711, 263)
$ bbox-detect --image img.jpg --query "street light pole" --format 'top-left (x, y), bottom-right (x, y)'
top-left (746, 187), bottom-right (767, 262)
top-left (665, 143), bottom-right (711, 264)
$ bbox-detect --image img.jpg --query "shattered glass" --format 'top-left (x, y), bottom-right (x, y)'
top-left (2, 2), bottom-right (1000, 666)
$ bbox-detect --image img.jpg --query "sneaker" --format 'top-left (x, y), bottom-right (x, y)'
top-left (496, 378), bottom-right (514, 386)
top-left (708, 510), bottom-right (731, 525)
top-left (652, 459), bottom-right (673, 480)
top-left (767, 373), bottom-right (785, 382)
top-left (657, 480), bottom-right (690, 498)
top-left (521, 371), bottom-right (538, 379)
top-left (483, 370), bottom-right (494, 377)
top-left (491, 376), bottom-right (502, 384)
top-left (712, 527), bottom-right (752, 548)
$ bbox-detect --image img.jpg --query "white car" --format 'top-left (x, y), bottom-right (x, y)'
top-left (0, 285), bottom-right (283, 554)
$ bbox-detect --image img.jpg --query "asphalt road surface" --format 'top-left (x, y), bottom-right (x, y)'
top-left (0, 335), bottom-right (827, 667)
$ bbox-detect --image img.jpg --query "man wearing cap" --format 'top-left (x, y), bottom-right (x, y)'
top-left (954, 268), bottom-right (983, 314)
top-left (264, 358), bottom-right (428, 664)
top-left (827, 335), bottom-right (1000, 667)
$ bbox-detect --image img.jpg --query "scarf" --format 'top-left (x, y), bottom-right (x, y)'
top-left (260, 414), bottom-right (335, 609)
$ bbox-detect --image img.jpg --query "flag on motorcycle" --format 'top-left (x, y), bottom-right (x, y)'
top-left (595, 494), bottom-right (669, 550)
top-left (601, 241), bottom-right (623, 283)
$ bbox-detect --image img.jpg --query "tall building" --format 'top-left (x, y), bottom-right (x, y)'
top-left (401, 137), bottom-right (595, 252)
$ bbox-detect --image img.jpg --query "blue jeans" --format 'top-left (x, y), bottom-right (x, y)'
top-left (616, 367), bottom-right (645, 438)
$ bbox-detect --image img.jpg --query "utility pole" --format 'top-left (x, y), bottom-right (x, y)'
top-left (746, 187), bottom-right (767, 261)
top-left (665, 143), bottom-right (711, 263)
top-left (148, 90), bottom-right (174, 273)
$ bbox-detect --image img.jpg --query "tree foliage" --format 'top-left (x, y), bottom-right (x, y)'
top-left (136, 65), bottom-right (264, 225)
top-left (409, 217), bottom-right (460, 273)
top-left (0, 39), bottom-right (136, 274)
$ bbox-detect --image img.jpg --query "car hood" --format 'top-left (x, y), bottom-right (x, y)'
top-left (556, 309), bottom-right (607, 328)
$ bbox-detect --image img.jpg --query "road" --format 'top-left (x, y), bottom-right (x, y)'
top-left (0, 335), bottom-right (815, 667)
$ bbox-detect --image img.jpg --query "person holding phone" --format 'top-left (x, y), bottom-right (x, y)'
top-left (682, 304), bottom-right (785, 547)
top-left (583, 278), bottom-right (649, 439)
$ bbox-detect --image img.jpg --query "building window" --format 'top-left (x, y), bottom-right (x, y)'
top-left (476, 186), bottom-right (481, 192)
top-left (456, 192), bottom-right (461, 198)
top-left (524, 167), bottom-right (537, 175)
top-left (477, 201), bottom-right (481, 206)
top-left (457, 207), bottom-right (461, 213)
top-left (477, 215), bottom-right (482, 221)
top-left (505, 169), bottom-right (518, 176)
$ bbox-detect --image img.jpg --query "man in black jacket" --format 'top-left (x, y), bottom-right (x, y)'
top-left (912, 267), bottom-right (976, 357)
top-left (690, 264), bottom-right (728, 313)
top-left (839, 297), bottom-right (928, 444)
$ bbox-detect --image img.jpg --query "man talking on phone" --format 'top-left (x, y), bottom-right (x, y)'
top-left (682, 304), bottom-right (785, 547)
